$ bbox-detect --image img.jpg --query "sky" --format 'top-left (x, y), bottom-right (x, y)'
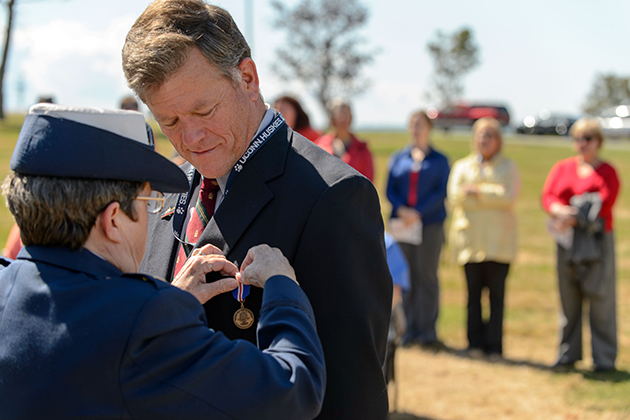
top-left (4, 0), bottom-right (630, 131)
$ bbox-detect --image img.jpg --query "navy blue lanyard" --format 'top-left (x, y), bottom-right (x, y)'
top-left (223, 112), bottom-right (286, 197)
top-left (171, 113), bottom-right (286, 245)
top-left (172, 167), bottom-right (201, 246)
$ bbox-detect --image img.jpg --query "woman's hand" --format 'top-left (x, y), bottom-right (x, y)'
top-left (237, 244), bottom-right (298, 288)
top-left (549, 202), bottom-right (578, 231)
top-left (463, 183), bottom-right (479, 197)
top-left (396, 205), bottom-right (421, 226)
top-left (172, 244), bottom-right (239, 304)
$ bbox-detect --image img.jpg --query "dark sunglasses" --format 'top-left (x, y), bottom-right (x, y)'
top-left (574, 135), bottom-right (596, 142)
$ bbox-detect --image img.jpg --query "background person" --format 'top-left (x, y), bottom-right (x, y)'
top-left (0, 104), bottom-right (326, 420)
top-left (2, 224), bottom-right (21, 259)
top-left (273, 95), bottom-right (320, 142)
top-left (316, 99), bottom-right (375, 182)
top-left (386, 110), bottom-right (450, 348)
top-left (447, 117), bottom-right (520, 359)
top-left (122, 1), bottom-right (392, 418)
top-left (542, 118), bottom-right (620, 372)
top-left (120, 95), bottom-right (140, 110)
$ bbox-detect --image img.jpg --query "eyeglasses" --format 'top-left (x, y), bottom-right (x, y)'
top-left (574, 135), bottom-right (596, 142)
top-left (134, 190), bottom-right (166, 214)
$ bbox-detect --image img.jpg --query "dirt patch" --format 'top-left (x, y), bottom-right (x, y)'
top-left (389, 347), bottom-right (628, 420)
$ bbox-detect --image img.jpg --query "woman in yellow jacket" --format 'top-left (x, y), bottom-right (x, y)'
top-left (447, 117), bottom-right (520, 358)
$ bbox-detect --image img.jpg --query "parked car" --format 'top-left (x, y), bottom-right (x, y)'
top-left (516, 110), bottom-right (577, 136)
top-left (426, 103), bottom-right (510, 130)
top-left (597, 105), bottom-right (630, 138)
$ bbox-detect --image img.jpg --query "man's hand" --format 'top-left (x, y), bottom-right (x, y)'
top-left (237, 244), bottom-right (298, 288)
top-left (172, 244), bottom-right (239, 304)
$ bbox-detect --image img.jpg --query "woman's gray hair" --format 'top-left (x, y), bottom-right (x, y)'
top-left (2, 173), bottom-right (143, 250)
top-left (122, 0), bottom-right (251, 102)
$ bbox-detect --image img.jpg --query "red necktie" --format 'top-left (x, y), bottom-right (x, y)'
top-left (408, 168), bottom-right (420, 208)
top-left (173, 178), bottom-right (220, 277)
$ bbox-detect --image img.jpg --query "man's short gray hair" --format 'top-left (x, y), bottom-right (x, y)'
top-left (2, 173), bottom-right (143, 250)
top-left (122, 0), bottom-right (251, 102)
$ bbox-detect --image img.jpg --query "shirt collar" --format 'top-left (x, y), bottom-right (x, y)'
top-left (18, 245), bottom-right (123, 278)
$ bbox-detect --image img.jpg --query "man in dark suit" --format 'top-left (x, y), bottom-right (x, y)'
top-left (0, 104), bottom-right (325, 419)
top-left (123, 1), bottom-right (393, 418)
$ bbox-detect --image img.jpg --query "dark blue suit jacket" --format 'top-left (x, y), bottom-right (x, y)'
top-left (140, 124), bottom-right (393, 419)
top-left (386, 145), bottom-right (450, 225)
top-left (0, 246), bottom-right (325, 419)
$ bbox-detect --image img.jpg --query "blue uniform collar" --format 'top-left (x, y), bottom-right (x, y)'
top-left (18, 245), bottom-right (123, 278)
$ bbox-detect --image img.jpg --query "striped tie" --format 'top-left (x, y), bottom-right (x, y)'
top-left (173, 178), bottom-right (220, 277)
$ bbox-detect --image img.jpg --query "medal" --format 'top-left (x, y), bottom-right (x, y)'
top-left (233, 282), bottom-right (253, 329)
top-left (233, 301), bottom-right (255, 329)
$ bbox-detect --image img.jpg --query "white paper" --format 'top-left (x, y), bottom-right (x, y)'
top-left (389, 218), bottom-right (423, 246)
top-left (546, 218), bottom-right (573, 250)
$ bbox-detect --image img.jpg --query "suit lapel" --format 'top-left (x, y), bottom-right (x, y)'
top-left (196, 125), bottom-right (291, 257)
top-left (206, 167), bottom-right (273, 256)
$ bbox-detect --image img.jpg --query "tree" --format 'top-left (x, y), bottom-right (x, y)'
top-left (582, 73), bottom-right (630, 116)
top-left (0, 0), bottom-right (16, 119)
top-left (270, 0), bottom-right (376, 117)
top-left (426, 27), bottom-right (479, 107)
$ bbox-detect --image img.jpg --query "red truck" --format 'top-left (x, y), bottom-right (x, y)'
top-left (427, 104), bottom-right (511, 129)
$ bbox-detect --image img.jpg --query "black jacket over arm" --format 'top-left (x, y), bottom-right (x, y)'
top-left (140, 125), bottom-right (393, 420)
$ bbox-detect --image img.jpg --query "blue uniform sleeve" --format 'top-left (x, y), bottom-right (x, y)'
top-left (384, 233), bottom-right (410, 292)
top-left (120, 277), bottom-right (325, 420)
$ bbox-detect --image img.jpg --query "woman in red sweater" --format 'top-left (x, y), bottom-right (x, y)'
top-left (316, 99), bottom-right (374, 182)
top-left (542, 118), bottom-right (620, 372)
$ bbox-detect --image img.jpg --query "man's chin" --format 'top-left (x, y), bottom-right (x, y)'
top-left (193, 160), bottom-right (232, 179)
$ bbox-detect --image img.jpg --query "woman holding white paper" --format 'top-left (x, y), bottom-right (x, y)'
top-left (386, 110), bottom-right (450, 347)
top-left (447, 117), bottom-right (520, 358)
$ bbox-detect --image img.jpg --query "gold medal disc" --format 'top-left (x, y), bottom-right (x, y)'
top-left (233, 307), bottom-right (255, 329)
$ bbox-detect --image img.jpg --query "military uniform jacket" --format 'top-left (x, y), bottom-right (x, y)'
top-left (0, 246), bottom-right (325, 419)
top-left (140, 125), bottom-right (393, 419)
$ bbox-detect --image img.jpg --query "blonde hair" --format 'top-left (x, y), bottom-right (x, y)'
top-left (569, 118), bottom-right (603, 145)
top-left (472, 117), bottom-right (502, 153)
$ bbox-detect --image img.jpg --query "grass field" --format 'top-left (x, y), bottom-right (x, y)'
top-left (1, 115), bottom-right (630, 419)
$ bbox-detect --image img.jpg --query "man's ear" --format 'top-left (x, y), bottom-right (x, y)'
top-left (237, 58), bottom-right (260, 100)
top-left (97, 201), bottom-right (125, 244)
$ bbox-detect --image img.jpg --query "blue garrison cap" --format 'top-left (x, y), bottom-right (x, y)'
top-left (10, 104), bottom-right (188, 193)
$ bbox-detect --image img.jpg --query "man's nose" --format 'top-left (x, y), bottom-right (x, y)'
top-left (181, 118), bottom-right (206, 146)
